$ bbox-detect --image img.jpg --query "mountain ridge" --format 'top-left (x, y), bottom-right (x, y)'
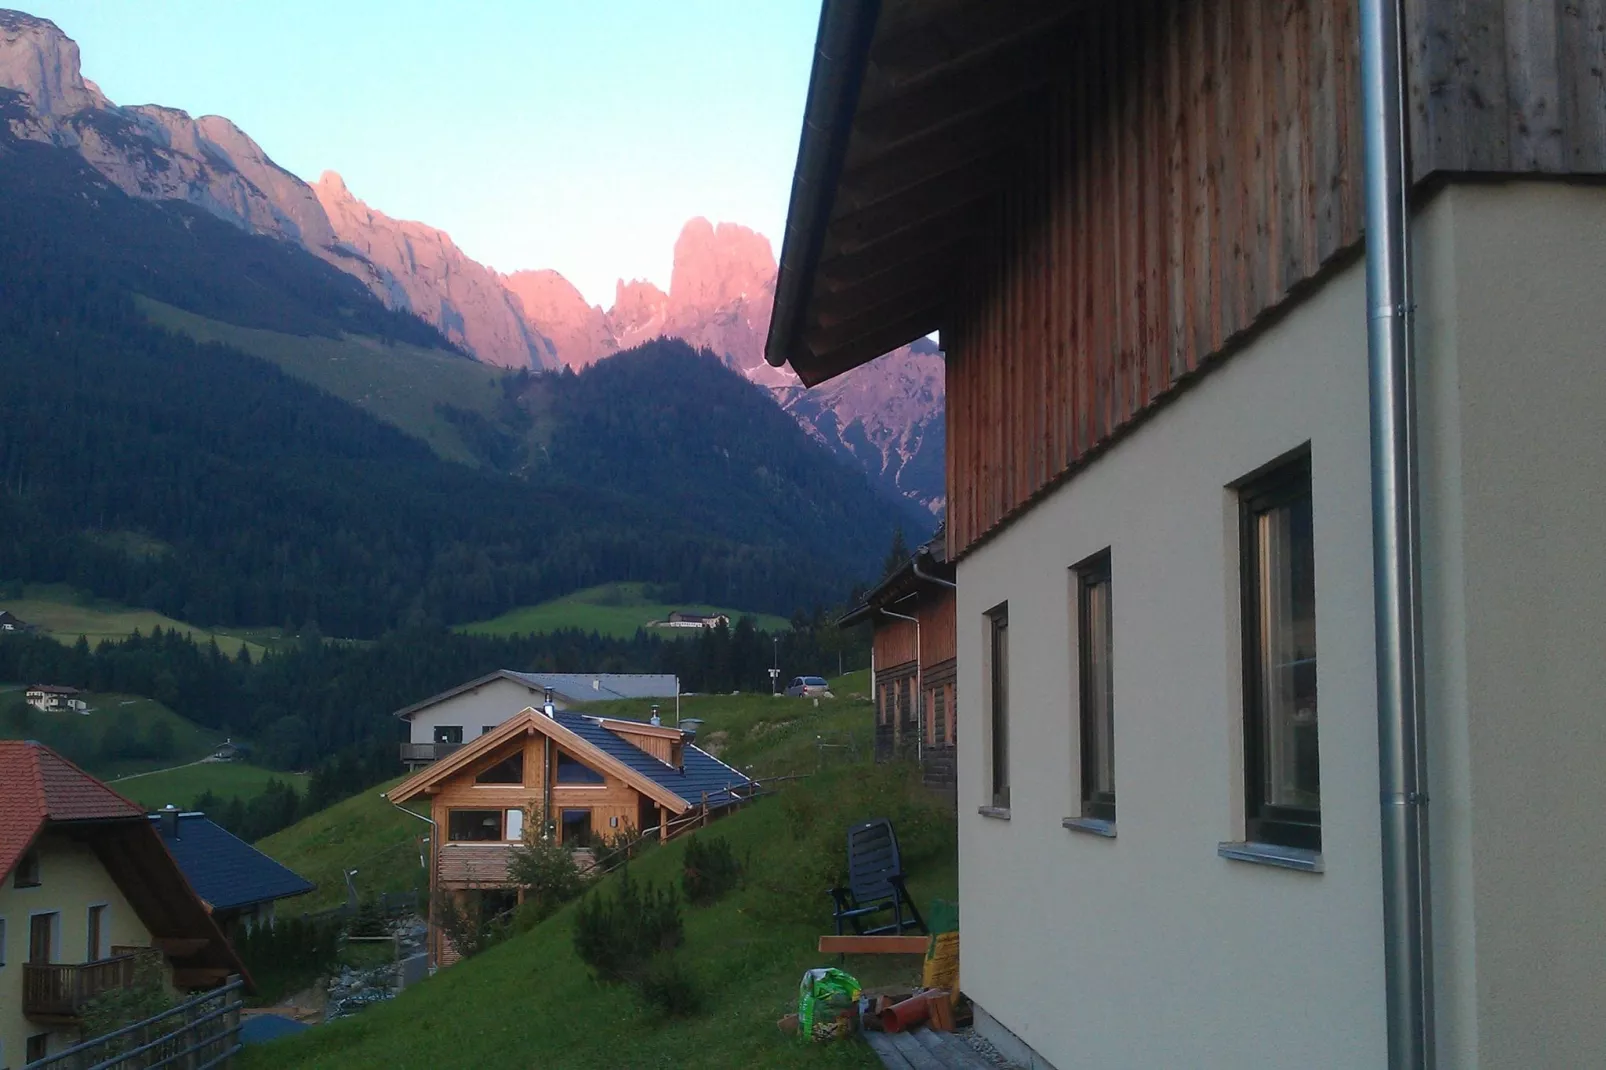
top-left (0, 7), bottom-right (946, 512)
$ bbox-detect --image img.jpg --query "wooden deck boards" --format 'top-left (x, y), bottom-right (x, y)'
top-left (865, 1028), bottom-right (998, 1070)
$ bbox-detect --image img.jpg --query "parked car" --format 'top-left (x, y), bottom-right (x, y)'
top-left (785, 675), bottom-right (832, 697)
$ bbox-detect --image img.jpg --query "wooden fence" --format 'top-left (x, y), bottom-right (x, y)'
top-left (25, 976), bottom-right (244, 1070)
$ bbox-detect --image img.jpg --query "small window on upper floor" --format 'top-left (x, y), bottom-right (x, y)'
top-left (1239, 452), bottom-right (1320, 851)
top-left (434, 725), bottom-right (464, 746)
top-left (13, 850), bottom-right (39, 889)
top-left (1075, 551), bottom-right (1115, 823)
top-left (987, 604), bottom-right (1010, 811)
top-left (475, 752), bottom-right (524, 785)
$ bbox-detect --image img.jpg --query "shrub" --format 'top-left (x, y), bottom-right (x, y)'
top-left (635, 952), bottom-right (703, 1017)
top-left (680, 833), bottom-right (742, 906)
top-left (572, 866), bottom-right (684, 985)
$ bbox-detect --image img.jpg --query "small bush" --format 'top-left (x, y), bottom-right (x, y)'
top-left (572, 866), bottom-right (684, 985)
top-left (635, 952), bottom-right (703, 1016)
top-left (680, 833), bottom-right (742, 906)
top-left (506, 813), bottom-right (590, 922)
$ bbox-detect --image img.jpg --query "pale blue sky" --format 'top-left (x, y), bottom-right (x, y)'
top-left (23, 1), bottom-right (819, 306)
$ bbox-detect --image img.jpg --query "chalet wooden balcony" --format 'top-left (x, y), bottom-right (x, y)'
top-left (400, 741), bottom-right (462, 765)
top-left (23, 952), bottom-right (154, 1022)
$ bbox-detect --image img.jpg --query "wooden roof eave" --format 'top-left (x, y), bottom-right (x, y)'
top-left (387, 709), bottom-right (692, 813)
top-left (768, 0), bottom-right (1086, 386)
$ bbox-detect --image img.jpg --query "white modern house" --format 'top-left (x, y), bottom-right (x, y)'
top-left (394, 671), bottom-right (681, 768)
top-left (766, 2), bottom-right (1606, 1068)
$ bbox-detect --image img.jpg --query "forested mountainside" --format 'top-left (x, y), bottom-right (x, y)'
top-left (0, 140), bottom-right (914, 636)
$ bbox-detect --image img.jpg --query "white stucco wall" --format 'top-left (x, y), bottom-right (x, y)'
top-left (1416, 182), bottom-right (1606, 1069)
top-left (956, 249), bottom-right (1386, 1069)
top-left (405, 676), bottom-right (555, 745)
top-left (954, 179), bottom-right (1606, 1069)
top-left (0, 833), bottom-right (162, 1065)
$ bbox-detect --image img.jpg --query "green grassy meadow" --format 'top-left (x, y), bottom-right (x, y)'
top-left (254, 776), bottom-right (424, 914)
top-left (0, 583), bottom-right (276, 658)
top-left (111, 762), bottom-right (310, 811)
top-left (0, 691), bottom-right (223, 779)
top-left (139, 297), bottom-right (520, 467)
top-left (243, 671), bottom-right (952, 1069)
top-left (457, 581), bottom-right (792, 640)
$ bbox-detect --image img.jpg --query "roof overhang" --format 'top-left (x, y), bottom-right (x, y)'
top-left (766, 0), bottom-right (1086, 386)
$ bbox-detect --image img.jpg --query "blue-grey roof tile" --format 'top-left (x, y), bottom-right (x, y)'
top-left (151, 813), bottom-right (315, 912)
top-left (553, 713), bottom-right (751, 809)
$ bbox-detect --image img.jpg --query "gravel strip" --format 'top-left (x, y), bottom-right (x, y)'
top-left (957, 1025), bottom-right (1025, 1069)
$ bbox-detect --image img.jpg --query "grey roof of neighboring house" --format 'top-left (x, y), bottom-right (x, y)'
top-left (151, 812), bottom-right (315, 912)
top-left (555, 712), bottom-right (751, 810)
top-left (393, 670), bottom-right (681, 720)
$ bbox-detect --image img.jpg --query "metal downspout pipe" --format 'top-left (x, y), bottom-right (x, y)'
top-left (1358, 1), bottom-right (1434, 1066)
top-left (385, 795), bottom-right (438, 971)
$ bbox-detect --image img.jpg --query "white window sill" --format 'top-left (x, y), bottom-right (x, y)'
top-left (1217, 841), bottom-right (1323, 873)
top-left (977, 806), bottom-right (1012, 821)
top-left (1062, 816), bottom-right (1116, 838)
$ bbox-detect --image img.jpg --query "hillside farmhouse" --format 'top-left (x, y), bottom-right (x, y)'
top-left (394, 671), bottom-right (680, 768)
top-left (0, 741), bottom-right (246, 1067)
top-left (387, 704), bottom-right (750, 966)
top-left (0, 610), bottom-right (32, 633)
top-left (24, 685), bottom-right (83, 713)
top-left (657, 610), bottom-right (732, 629)
top-left (767, 1), bottom-right (1606, 1067)
top-left (840, 529), bottom-right (956, 789)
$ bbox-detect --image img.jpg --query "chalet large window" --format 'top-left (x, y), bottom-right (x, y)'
top-left (561, 809), bottom-right (593, 846)
top-left (433, 725), bottom-right (464, 746)
top-left (1076, 552), bottom-right (1115, 823)
top-left (475, 752), bottom-right (524, 785)
top-left (447, 810), bottom-right (504, 842)
top-left (556, 752), bottom-right (605, 785)
top-left (986, 604), bottom-right (1010, 811)
top-left (1240, 455), bottom-right (1320, 850)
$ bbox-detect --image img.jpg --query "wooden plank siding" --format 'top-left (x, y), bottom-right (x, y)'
top-left (872, 613), bottom-right (918, 668)
top-left (944, 0), bottom-right (1606, 558)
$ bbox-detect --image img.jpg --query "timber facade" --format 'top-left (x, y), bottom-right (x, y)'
top-left (768, 2), bottom-right (1606, 1068)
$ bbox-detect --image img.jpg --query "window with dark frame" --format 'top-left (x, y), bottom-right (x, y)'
top-left (27, 1034), bottom-right (48, 1065)
top-left (1240, 453), bottom-right (1321, 851)
top-left (988, 604), bottom-right (1010, 810)
top-left (561, 808), bottom-right (593, 846)
top-left (446, 809), bottom-right (504, 842)
top-left (433, 725), bottom-right (464, 745)
top-left (13, 850), bottom-right (38, 889)
top-left (87, 904), bottom-right (105, 961)
top-left (474, 752), bottom-right (524, 785)
top-left (1076, 552), bottom-right (1115, 822)
top-left (933, 686), bottom-right (947, 745)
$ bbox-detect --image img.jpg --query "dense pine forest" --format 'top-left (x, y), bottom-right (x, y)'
top-left (0, 139), bottom-right (921, 637)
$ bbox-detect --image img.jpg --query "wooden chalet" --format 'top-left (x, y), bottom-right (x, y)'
top-left (840, 530), bottom-right (956, 788)
top-left (387, 705), bottom-right (751, 967)
top-left (767, 1), bottom-right (1606, 1067)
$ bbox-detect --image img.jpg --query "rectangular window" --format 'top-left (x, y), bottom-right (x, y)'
top-left (988, 604), bottom-right (1010, 810)
top-left (13, 850), bottom-right (39, 888)
top-left (933, 687), bottom-right (947, 745)
top-left (433, 725), bottom-right (463, 745)
top-left (1076, 552), bottom-right (1115, 821)
top-left (27, 1034), bottom-right (48, 1064)
top-left (481, 725), bottom-right (497, 736)
top-left (0, 916), bottom-right (6, 966)
top-left (561, 809), bottom-right (593, 846)
top-left (446, 810), bottom-right (504, 842)
top-left (504, 808), bottom-right (525, 842)
top-left (1240, 454), bottom-right (1320, 850)
top-left (28, 913), bottom-right (55, 964)
top-left (87, 904), bottom-right (106, 961)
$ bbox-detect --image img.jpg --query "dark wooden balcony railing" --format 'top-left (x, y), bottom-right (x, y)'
top-left (400, 741), bottom-right (462, 765)
top-left (23, 953), bottom-right (150, 1020)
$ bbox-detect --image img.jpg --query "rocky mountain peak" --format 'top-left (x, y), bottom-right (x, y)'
top-left (607, 277), bottom-right (671, 351)
top-left (668, 217), bottom-right (776, 318)
top-left (502, 269), bottom-right (614, 370)
top-left (0, 9), bottom-right (106, 116)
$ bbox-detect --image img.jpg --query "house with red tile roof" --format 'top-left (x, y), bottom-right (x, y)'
top-left (0, 740), bottom-right (246, 1067)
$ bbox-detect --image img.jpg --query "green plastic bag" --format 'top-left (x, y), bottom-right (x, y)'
top-left (797, 967), bottom-right (861, 1041)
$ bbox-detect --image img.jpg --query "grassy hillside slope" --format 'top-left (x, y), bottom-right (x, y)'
top-left (139, 297), bottom-right (516, 468)
top-left (0, 584), bottom-right (274, 658)
top-left (113, 762), bottom-right (310, 810)
top-left (0, 691), bottom-right (222, 779)
top-left (458, 582), bottom-right (792, 640)
top-left (246, 759), bottom-right (952, 1070)
top-left (254, 776), bottom-right (423, 913)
